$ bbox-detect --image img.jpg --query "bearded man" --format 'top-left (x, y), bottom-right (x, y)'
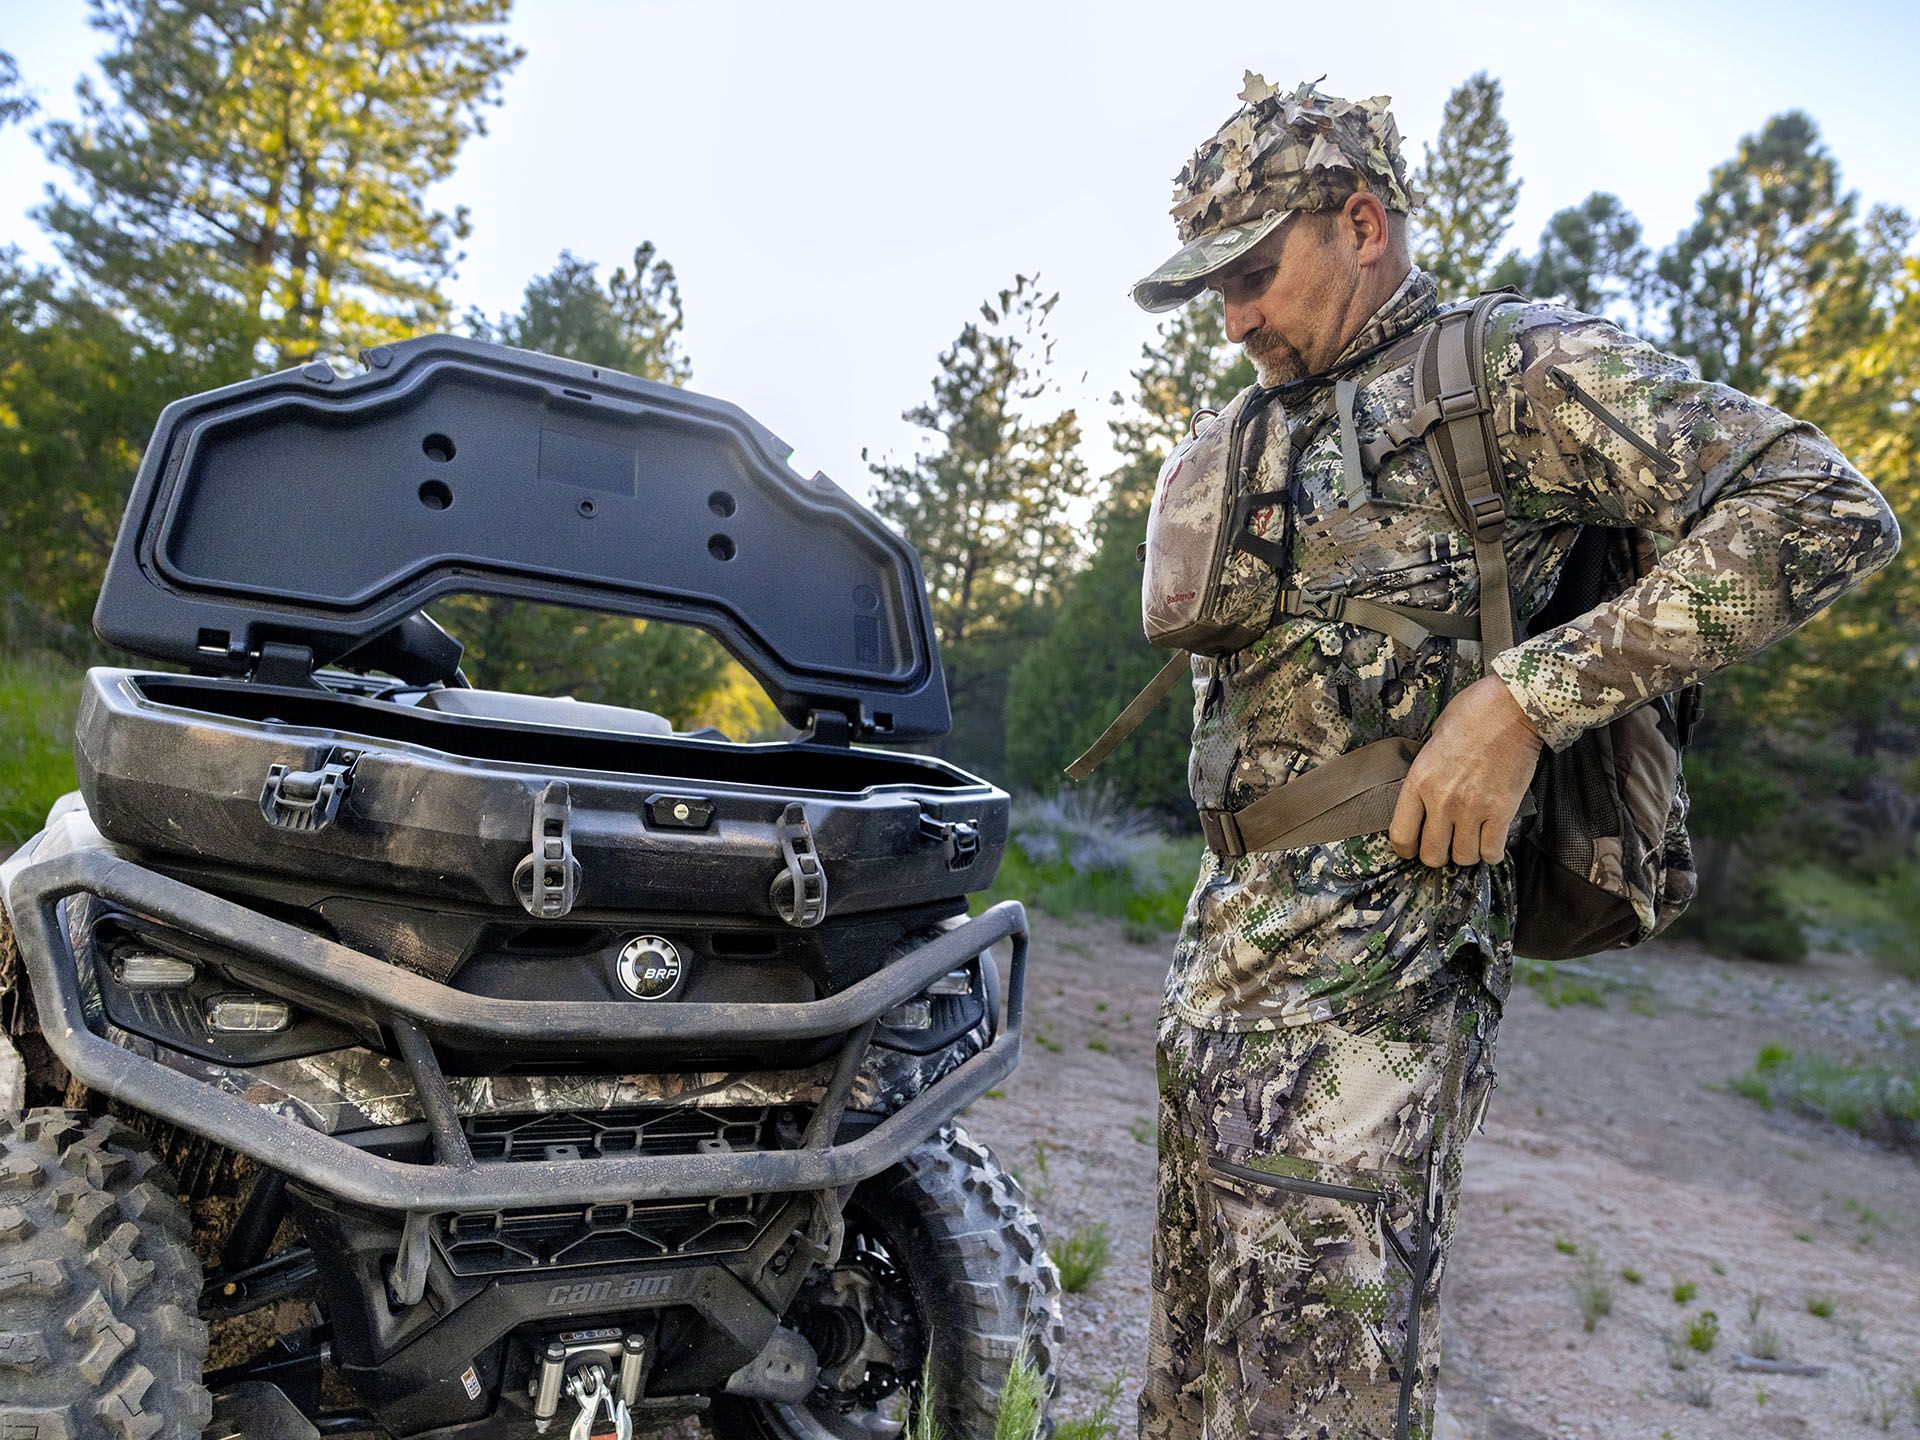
top-left (1117, 76), bottom-right (1900, 1440)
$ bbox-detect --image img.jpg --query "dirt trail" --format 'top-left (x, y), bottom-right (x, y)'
top-left (960, 915), bottom-right (1920, 1438)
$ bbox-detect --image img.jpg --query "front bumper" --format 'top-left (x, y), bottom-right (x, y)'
top-left (1, 832), bottom-right (1026, 1215)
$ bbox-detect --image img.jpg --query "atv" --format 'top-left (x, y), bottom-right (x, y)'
top-left (0, 337), bottom-right (1060, 1439)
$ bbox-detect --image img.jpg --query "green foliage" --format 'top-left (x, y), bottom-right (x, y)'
top-left (474, 246), bottom-right (689, 384)
top-left (991, 1339), bottom-right (1049, 1440)
top-left (1055, 1222), bottom-right (1111, 1295)
top-left (1730, 1043), bottom-right (1920, 1150)
top-left (1517, 958), bottom-right (1607, 1009)
top-left (1053, 1375), bottom-right (1126, 1440)
top-left (1414, 73), bottom-right (1523, 296)
top-left (1685, 1311), bottom-right (1721, 1353)
top-left (0, 50), bottom-right (36, 127)
top-left (1672, 1279), bottom-right (1698, 1304)
top-left (1529, 192), bottom-right (1648, 322)
top-left (968, 793), bottom-right (1197, 931)
top-left (1775, 863), bottom-right (1920, 979)
top-left (1572, 1247), bottom-right (1613, 1331)
top-left (870, 275), bottom-right (1091, 772)
top-left (0, 651), bottom-right (83, 850)
top-left (1657, 111), bottom-right (1859, 399)
top-left (41, 0), bottom-right (522, 368)
top-left (1668, 859), bottom-right (1808, 963)
top-left (1003, 304), bottom-right (1249, 815)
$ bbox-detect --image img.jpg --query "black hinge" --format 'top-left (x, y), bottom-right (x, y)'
top-left (259, 748), bottom-right (359, 832)
top-left (918, 811), bottom-right (980, 869)
top-left (252, 641), bottom-right (319, 689)
top-left (800, 710), bottom-right (852, 747)
top-left (513, 781), bottom-right (581, 919)
top-left (768, 803), bottom-right (828, 927)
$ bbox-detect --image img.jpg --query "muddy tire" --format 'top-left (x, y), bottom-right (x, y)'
top-left (710, 1123), bottom-right (1062, 1440)
top-left (0, 1109), bottom-right (211, 1440)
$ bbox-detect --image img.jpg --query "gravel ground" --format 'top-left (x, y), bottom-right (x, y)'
top-left (958, 913), bottom-right (1920, 1439)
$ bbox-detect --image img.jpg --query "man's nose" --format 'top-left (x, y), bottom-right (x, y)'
top-left (1223, 297), bottom-right (1262, 345)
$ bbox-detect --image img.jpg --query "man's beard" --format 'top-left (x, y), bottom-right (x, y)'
top-left (1243, 328), bottom-right (1307, 386)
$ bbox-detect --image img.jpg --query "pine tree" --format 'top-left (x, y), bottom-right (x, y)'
top-left (38, 0), bottom-right (522, 371)
top-left (1529, 192), bottom-right (1649, 323)
top-left (488, 246), bottom-right (690, 385)
top-left (1413, 73), bottom-right (1523, 297)
top-left (0, 51), bottom-right (35, 127)
top-left (869, 276), bottom-right (1091, 768)
top-left (1655, 112), bottom-right (1857, 400)
top-left (1003, 306), bottom-right (1252, 811)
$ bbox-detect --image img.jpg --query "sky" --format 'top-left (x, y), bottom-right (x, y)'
top-left (4, 0), bottom-right (1920, 505)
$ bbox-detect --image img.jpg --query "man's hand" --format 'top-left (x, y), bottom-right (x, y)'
top-left (1388, 676), bottom-right (1544, 868)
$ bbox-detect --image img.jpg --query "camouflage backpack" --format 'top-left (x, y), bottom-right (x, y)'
top-left (1070, 292), bottom-right (1700, 962)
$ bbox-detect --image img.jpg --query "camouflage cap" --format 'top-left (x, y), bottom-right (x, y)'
top-left (1132, 74), bottom-right (1421, 312)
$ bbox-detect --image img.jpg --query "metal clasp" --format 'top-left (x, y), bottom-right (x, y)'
top-left (918, 810), bottom-right (980, 869)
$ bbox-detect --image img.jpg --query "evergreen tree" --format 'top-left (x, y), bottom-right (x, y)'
top-left (39, 0), bottom-right (522, 371)
top-left (869, 276), bottom-right (1091, 769)
top-left (488, 246), bottom-right (690, 384)
top-left (1655, 112), bottom-right (1857, 400)
top-left (1003, 306), bottom-right (1252, 811)
top-left (0, 51), bottom-right (35, 127)
top-left (1413, 73), bottom-right (1523, 297)
top-left (1529, 192), bottom-right (1649, 323)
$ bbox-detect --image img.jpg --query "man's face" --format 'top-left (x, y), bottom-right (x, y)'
top-left (1208, 207), bottom-right (1362, 386)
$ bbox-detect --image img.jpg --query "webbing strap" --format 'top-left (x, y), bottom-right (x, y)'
top-left (1275, 588), bottom-right (1481, 649)
top-left (1416, 294), bottom-right (1520, 657)
top-left (1197, 736), bottom-right (1418, 857)
top-left (1063, 651), bottom-right (1191, 782)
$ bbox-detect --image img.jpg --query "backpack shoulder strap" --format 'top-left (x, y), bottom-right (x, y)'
top-left (1413, 292), bottom-right (1524, 656)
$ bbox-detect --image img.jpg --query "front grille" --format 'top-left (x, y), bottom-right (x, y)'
top-left (437, 1192), bottom-right (778, 1275)
top-left (464, 1105), bottom-right (787, 1162)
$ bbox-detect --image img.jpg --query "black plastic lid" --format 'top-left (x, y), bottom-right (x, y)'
top-left (93, 335), bottom-right (949, 741)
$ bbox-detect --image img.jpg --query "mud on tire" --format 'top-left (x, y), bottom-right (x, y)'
top-left (0, 1109), bottom-right (211, 1440)
top-left (711, 1122), bottom-right (1063, 1440)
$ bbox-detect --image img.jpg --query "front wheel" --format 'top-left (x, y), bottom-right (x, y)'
top-left (709, 1124), bottom-right (1062, 1440)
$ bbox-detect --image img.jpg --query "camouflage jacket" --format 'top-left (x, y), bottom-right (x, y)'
top-left (1173, 267), bottom-right (1900, 1032)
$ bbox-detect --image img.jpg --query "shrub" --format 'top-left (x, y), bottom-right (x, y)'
top-left (1668, 868), bottom-right (1808, 962)
top-left (1055, 1222), bottom-right (1111, 1294)
top-left (1686, 1310), bottom-right (1720, 1353)
top-left (1730, 1044), bottom-right (1920, 1152)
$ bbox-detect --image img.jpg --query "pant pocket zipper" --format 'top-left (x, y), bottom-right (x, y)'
top-left (1207, 1156), bottom-right (1382, 1206)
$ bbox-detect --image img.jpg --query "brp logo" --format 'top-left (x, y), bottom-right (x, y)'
top-left (616, 935), bottom-right (684, 1000)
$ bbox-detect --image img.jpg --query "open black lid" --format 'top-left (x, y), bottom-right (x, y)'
top-left (93, 335), bottom-right (949, 741)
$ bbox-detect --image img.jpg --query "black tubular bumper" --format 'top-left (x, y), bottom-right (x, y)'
top-left (1, 844), bottom-right (1027, 1214)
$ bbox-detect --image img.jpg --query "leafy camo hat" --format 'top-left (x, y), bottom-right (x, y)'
top-left (1132, 74), bottom-right (1421, 312)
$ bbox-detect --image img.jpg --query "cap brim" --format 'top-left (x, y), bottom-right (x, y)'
top-left (1130, 210), bottom-right (1294, 312)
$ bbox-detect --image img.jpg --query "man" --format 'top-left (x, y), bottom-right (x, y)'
top-left (1128, 76), bottom-right (1899, 1440)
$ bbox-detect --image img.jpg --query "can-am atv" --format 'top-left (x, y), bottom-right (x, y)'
top-left (0, 337), bottom-right (1060, 1439)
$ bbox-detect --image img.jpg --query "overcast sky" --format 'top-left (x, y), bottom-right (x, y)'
top-left (4, 0), bottom-right (1919, 503)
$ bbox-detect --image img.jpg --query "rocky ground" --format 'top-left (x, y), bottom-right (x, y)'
top-left (959, 915), bottom-right (1920, 1439)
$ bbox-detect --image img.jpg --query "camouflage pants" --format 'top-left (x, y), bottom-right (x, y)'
top-left (1138, 969), bottom-right (1499, 1440)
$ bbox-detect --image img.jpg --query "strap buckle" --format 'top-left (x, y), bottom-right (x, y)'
top-left (1437, 388), bottom-right (1482, 422)
top-left (1198, 808), bottom-right (1246, 859)
top-left (1280, 588), bottom-right (1346, 623)
top-left (1467, 490), bottom-right (1507, 536)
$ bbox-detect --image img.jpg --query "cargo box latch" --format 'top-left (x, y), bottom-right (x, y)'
top-left (918, 811), bottom-right (980, 869)
top-left (514, 781), bottom-right (582, 919)
top-left (259, 749), bottom-right (359, 832)
top-left (768, 803), bottom-right (828, 928)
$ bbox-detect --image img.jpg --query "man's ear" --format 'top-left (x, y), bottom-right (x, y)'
top-left (1344, 190), bottom-right (1391, 267)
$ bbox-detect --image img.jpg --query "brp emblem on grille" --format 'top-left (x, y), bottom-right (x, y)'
top-left (616, 935), bottom-right (684, 1000)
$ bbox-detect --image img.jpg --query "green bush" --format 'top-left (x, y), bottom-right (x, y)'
top-left (0, 650), bottom-right (83, 850)
top-left (1731, 1043), bottom-right (1920, 1151)
top-left (1668, 868), bottom-right (1808, 962)
top-left (970, 791), bottom-right (1198, 934)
